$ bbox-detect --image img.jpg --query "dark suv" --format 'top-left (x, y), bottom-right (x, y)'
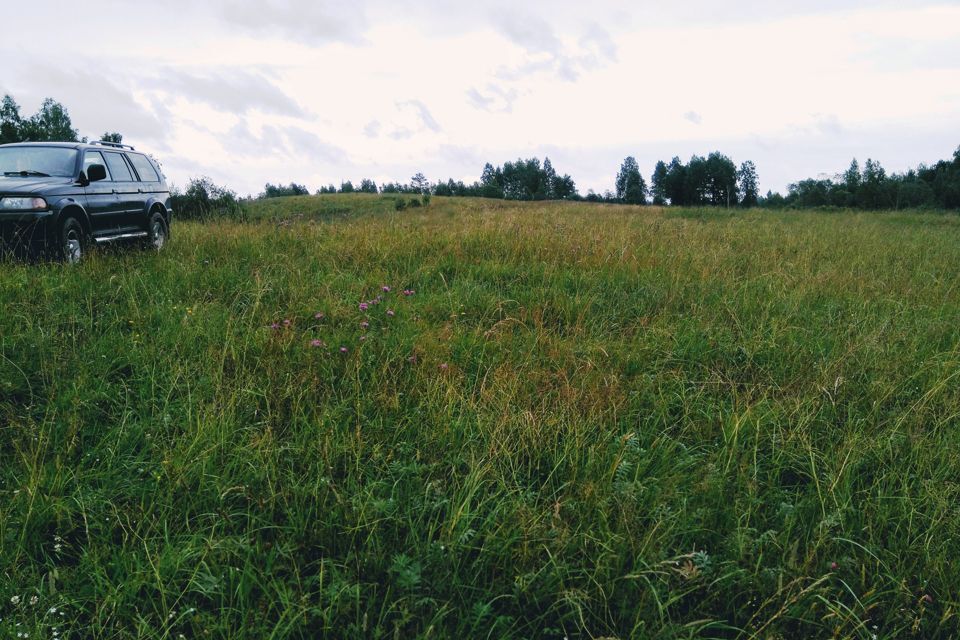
top-left (0, 141), bottom-right (172, 263)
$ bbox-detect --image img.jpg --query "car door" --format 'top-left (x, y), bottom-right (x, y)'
top-left (102, 151), bottom-right (143, 232)
top-left (126, 152), bottom-right (162, 215)
top-left (81, 150), bottom-right (119, 236)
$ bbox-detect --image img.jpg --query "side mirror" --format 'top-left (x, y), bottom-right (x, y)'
top-left (87, 164), bottom-right (107, 182)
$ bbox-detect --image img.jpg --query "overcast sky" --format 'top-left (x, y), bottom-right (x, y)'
top-left (3, 0), bottom-right (959, 196)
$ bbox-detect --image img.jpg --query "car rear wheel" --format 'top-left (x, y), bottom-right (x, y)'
top-left (58, 216), bottom-right (86, 264)
top-left (144, 211), bottom-right (168, 251)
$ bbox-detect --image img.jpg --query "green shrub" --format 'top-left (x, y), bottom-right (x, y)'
top-left (170, 176), bottom-right (244, 221)
top-left (408, 198), bottom-right (422, 208)
top-left (394, 197), bottom-right (407, 211)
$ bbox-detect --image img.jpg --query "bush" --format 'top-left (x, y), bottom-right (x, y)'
top-left (394, 198), bottom-right (407, 211)
top-left (261, 182), bottom-right (308, 198)
top-left (422, 193), bottom-right (431, 206)
top-left (408, 198), bottom-right (421, 208)
top-left (170, 177), bottom-right (244, 221)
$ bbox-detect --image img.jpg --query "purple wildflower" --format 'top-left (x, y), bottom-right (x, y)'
top-left (310, 339), bottom-right (324, 348)
top-left (439, 363), bottom-right (449, 370)
top-left (359, 335), bottom-right (367, 342)
top-left (386, 309), bottom-right (395, 317)
top-left (314, 312), bottom-right (325, 320)
top-left (359, 302), bottom-right (369, 312)
top-left (270, 322), bottom-right (280, 330)
top-left (403, 289), bottom-right (415, 296)
top-left (360, 321), bottom-right (370, 329)
top-left (340, 346), bottom-right (349, 354)
top-left (382, 285), bottom-right (391, 292)
top-left (283, 319), bottom-right (292, 327)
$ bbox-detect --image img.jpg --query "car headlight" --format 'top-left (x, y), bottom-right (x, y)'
top-left (0, 197), bottom-right (47, 210)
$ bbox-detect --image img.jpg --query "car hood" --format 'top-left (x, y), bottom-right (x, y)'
top-left (0, 175), bottom-right (76, 194)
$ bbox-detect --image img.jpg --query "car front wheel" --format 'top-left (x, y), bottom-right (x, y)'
top-left (58, 216), bottom-right (86, 264)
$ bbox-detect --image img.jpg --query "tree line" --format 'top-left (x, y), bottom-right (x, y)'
top-left (762, 152), bottom-right (960, 210)
top-left (1, 94), bottom-right (121, 145)
top-left (5, 92), bottom-right (959, 211)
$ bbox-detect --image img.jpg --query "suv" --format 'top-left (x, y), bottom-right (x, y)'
top-left (0, 141), bottom-right (172, 262)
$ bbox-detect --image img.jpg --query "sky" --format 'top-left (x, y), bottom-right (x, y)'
top-left (3, 0), bottom-right (959, 197)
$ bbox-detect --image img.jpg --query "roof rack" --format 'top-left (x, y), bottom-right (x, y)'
top-left (90, 140), bottom-right (136, 151)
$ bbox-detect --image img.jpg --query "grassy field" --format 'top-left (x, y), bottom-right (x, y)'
top-left (2, 195), bottom-right (960, 638)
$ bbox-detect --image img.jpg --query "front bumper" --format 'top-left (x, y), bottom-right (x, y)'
top-left (0, 210), bottom-right (54, 223)
top-left (0, 213), bottom-right (53, 255)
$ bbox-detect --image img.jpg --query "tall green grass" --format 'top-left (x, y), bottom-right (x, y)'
top-left (2, 197), bottom-right (959, 638)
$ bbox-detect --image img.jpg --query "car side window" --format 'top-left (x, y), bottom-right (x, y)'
top-left (128, 153), bottom-right (160, 182)
top-left (104, 152), bottom-right (133, 181)
top-left (83, 151), bottom-right (111, 180)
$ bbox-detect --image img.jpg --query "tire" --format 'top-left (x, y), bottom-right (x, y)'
top-left (144, 211), bottom-right (168, 251)
top-left (58, 216), bottom-right (86, 264)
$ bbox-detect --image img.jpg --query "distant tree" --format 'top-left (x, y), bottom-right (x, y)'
top-left (615, 156), bottom-right (647, 204)
top-left (650, 160), bottom-right (668, 205)
top-left (760, 190), bottom-right (786, 208)
top-left (664, 157), bottom-right (687, 205)
top-left (410, 172), bottom-right (429, 194)
top-left (262, 182), bottom-right (308, 198)
top-left (0, 95), bottom-right (23, 144)
top-left (843, 158), bottom-right (861, 192)
top-left (100, 132), bottom-right (123, 144)
top-left (479, 163), bottom-right (503, 198)
top-left (501, 158), bottom-right (545, 200)
top-left (339, 180), bottom-right (355, 193)
top-left (20, 98), bottom-right (79, 142)
top-left (738, 160), bottom-right (759, 207)
top-left (704, 152), bottom-right (738, 206)
top-left (552, 173), bottom-right (577, 199)
top-left (542, 157), bottom-right (558, 199)
top-left (684, 155), bottom-right (708, 205)
top-left (787, 179), bottom-right (831, 207)
top-left (359, 178), bottom-right (378, 193)
top-left (858, 158), bottom-right (887, 209)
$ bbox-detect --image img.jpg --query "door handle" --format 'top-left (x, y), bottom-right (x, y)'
top-left (111, 189), bottom-right (117, 194)
top-left (138, 188), bottom-right (143, 193)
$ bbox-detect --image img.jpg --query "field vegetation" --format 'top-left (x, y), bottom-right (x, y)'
top-left (2, 195), bottom-right (960, 638)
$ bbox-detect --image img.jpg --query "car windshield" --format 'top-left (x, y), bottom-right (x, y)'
top-left (0, 146), bottom-right (78, 178)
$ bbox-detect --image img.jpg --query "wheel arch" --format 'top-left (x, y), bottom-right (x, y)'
top-left (52, 199), bottom-right (92, 235)
top-left (145, 198), bottom-right (169, 223)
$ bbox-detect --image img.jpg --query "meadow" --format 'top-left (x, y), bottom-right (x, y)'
top-left (2, 194), bottom-right (959, 638)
